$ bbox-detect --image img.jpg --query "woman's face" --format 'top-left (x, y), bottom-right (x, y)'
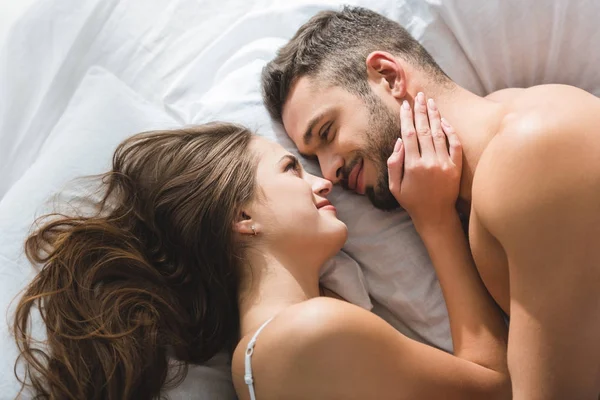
top-left (248, 137), bottom-right (348, 262)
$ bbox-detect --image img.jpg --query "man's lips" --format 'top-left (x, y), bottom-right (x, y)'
top-left (347, 158), bottom-right (365, 195)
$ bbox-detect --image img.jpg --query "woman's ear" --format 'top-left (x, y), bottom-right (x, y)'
top-left (234, 211), bottom-right (259, 236)
top-left (365, 51), bottom-right (407, 99)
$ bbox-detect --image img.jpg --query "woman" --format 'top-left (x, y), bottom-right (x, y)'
top-left (14, 100), bottom-right (509, 399)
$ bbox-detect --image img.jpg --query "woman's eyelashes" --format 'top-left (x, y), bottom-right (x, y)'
top-left (284, 156), bottom-right (302, 175)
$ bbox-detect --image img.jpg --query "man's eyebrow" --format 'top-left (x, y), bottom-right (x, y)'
top-left (303, 112), bottom-right (326, 146)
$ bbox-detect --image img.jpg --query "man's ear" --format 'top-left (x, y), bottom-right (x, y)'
top-left (234, 211), bottom-right (259, 236)
top-left (365, 51), bottom-right (406, 99)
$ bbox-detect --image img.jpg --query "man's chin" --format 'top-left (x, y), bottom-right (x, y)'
top-left (366, 186), bottom-right (400, 211)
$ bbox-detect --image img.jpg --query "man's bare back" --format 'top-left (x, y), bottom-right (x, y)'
top-left (469, 84), bottom-right (600, 399)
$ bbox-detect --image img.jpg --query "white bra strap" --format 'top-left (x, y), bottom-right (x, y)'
top-left (244, 317), bottom-right (274, 400)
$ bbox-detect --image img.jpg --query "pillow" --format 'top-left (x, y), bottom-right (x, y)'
top-left (0, 67), bottom-right (236, 399)
top-left (425, 0), bottom-right (600, 96)
top-left (0, 0), bottom-right (290, 199)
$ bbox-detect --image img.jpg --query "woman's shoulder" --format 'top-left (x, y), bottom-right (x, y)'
top-left (232, 298), bottom-right (364, 365)
top-left (239, 297), bottom-right (370, 353)
top-left (232, 298), bottom-right (400, 400)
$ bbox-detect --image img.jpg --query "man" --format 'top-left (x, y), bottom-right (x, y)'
top-left (261, 6), bottom-right (600, 400)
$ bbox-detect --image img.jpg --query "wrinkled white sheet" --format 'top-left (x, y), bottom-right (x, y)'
top-left (2, 0), bottom-right (600, 398)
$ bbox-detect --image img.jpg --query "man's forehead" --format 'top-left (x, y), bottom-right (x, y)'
top-left (282, 78), bottom-right (319, 129)
top-left (282, 77), bottom-right (338, 145)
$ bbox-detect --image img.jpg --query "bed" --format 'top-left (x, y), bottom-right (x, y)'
top-left (1, 0), bottom-right (599, 398)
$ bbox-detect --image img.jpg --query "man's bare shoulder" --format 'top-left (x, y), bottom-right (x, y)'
top-left (482, 84), bottom-right (600, 151)
top-left (473, 84), bottom-right (600, 235)
top-left (485, 87), bottom-right (525, 102)
top-left (487, 84), bottom-right (598, 115)
top-left (512, 84), bottom-right (598, 117)
top-left (478, 84), bottom-right (600, 183)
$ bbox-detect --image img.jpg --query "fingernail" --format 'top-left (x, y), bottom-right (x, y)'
top-left (394, 138), bottom-right (403, 152)
top-left (441, 117), bottom-right (450, 127)
top-left (402, 100), bottom-right (410, 110)
top-left (417, 92), bottom-right (425, 105)
top-left (427, 98), bottom-right (437, 111)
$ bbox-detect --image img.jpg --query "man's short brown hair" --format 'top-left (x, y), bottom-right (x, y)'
top-left (261, 6), bottom-right (449, 124)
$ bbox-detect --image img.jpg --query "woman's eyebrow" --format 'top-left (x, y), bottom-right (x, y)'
top-left (278, 154), bottom-right (298, 165)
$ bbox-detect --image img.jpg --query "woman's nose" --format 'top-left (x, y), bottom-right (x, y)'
top-left (309, 174), bottom-right (332, 197)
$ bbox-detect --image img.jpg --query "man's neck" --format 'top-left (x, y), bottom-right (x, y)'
top-left (423, 84), bottom-right (506, 209)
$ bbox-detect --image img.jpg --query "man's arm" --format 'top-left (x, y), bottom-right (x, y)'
top-left (475, 103), bottom-right (600, 399)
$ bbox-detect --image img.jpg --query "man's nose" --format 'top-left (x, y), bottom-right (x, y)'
top-left (318, 153), bottom-right (343, 184)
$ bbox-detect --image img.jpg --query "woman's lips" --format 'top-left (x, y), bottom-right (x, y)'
top-left (348, 158), bottom-right (365, 194)
top-left (319, 204), bottom-right (337, 214)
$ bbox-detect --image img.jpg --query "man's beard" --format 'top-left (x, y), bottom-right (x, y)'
top-left (362, 93), bottom-right (403, 211)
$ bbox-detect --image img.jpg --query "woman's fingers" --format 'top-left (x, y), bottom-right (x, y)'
top-left (414, 92), bottom-right (435, 158)
top-left (441, 118), bottom-right (463, 168)
top-left (387, 138), bottom-right (405, 198)
top-left (427, 98), bottom-right (449, 160)
top-left (400, 100), bottom-right (419, 164)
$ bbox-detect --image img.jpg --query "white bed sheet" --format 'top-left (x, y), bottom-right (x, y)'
top-left (0, 0), bottom-right (37, 45)
top-left (0, 0), bottom-right (282, 198)
top-left (2, 0), bottom-right (600, 399)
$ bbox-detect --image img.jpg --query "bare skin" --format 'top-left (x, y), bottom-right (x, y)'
top-left (471, 85), bottom-right (600, 399)
top-left (231, 111), bottom-right (510, 399)
top-left (281, 50), bottom-right (600, 399)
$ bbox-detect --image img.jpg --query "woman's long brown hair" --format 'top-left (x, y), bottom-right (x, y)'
top-left (13, 123), bottom-right (258, 399)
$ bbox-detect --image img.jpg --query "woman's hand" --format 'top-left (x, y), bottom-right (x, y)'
top-left (387, 94), bottom-right (509, 391)
top-left (387, 92), bottom-right (462, 230)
